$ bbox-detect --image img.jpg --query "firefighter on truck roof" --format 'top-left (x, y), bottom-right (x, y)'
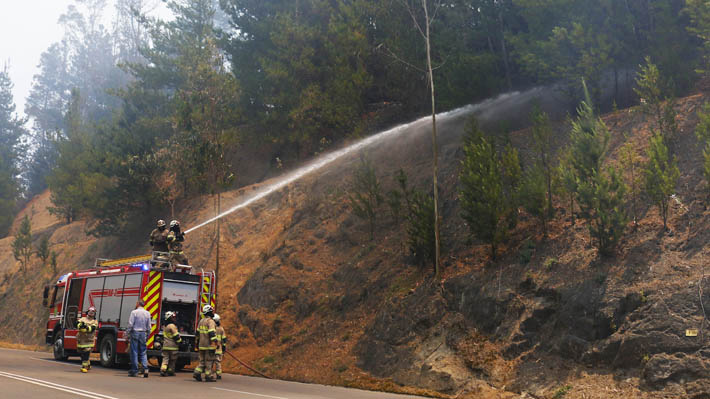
top-left (149, 219), bottom-right (169, 255)
top-left (214, 314), bottom-right (226, 379)
top-left (77, 306), bottom-right (98, 373)
top-left (161, 311), bottom-right (182, 376)
top-left (193, 305), bottom-right (218, 382)
top-left (166, 220), bottom-right (188, 271)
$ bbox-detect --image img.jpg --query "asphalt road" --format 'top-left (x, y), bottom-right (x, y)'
top-left (0, 348), bottom-right (429, 399)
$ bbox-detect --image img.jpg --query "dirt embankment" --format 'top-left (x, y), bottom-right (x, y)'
top-left (3, 92), bottom-right (710, 398)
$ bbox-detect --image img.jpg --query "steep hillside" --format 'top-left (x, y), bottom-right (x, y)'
top-left (3, 90), bottom-right (710, 398)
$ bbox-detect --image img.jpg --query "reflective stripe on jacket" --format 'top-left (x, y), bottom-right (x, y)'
top-left (197, 317), bottom-right (217, 350)
top-left (215, 325), bottom-right (226, 354)
top-left (76, 316), bottom-right (98, 349)
top-left (163, 323), bottom-right (181, 350)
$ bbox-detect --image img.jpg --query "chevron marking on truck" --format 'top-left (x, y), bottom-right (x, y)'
top-left (201, 275), bottom-right (211, 309)
top-left (142, 271), bottom-right (162, 348)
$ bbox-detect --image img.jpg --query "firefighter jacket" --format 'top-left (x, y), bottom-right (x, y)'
top-left (150, 228), bottom-right (169, 252)
top-left (166, 230), bottom-right (184, 254)
top-left (76, 316), bottom-right (98, 350)
top-left (215, 325), bottom-right (226, 355)
top-left (197, 316), bottom-right (217, 350)
top-left (162, 322), bottom-right (181, 351)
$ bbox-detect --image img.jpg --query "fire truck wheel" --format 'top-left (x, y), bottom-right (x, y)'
top-left (53, 332), bottom-right (68, 361)
top-left (99, 334), bottom-right (117, 368)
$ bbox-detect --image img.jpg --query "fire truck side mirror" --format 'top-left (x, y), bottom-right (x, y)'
top-left (42, 285), bottom-right (49, 307)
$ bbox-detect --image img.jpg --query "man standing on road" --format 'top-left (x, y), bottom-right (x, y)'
top-left (160, 311), bottom-right (182, 377)
top-left (128, 299), bottom-right (151, 378)
top-left (193, 305), bottom-right (218, 382)
top-left (77, 306), bottom-right (98, 373)
top-left (213, 314), bottom-right (226, 380)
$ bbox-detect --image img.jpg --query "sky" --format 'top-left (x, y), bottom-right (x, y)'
top-left (0, 0), bottom-right (169, 120)
top-left (0, 1), bottom-right (70, 118)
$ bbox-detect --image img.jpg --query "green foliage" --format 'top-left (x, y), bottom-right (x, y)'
top-left (12, 216), bottom-right (32, 273)
top-left (520, 163), bottom-right (548, 236)
top-left (36, 235), bottom-right (50, 267)
top-left (0, 65), bottom-right (24, 237)
top-left (531, 107), bottom-right (555, 219)
top-left (686, 0), bottom-right (710, 75)
top-left (552, 385), bottom-right (572, 399)
top-left (577, 165), bottom-right (628, 256)
top-left (569, 83), bottom-right (627, 256)
top-left (459, 118), bottom-right (520, 260)
top-left (347, 158), bottom-right (383, 240)
top-left (50, 251), bottom-right (58, 274)
top-left (634, 57), bottom-right (678, 142)
top-left (619, 139), bottom-right (642, 227)
top-left (405, 191), bottom-right (436, 266)
top-left (518, 239), bottom-right (535, 265)
top-left (645, 133), bottom-right (680, 230)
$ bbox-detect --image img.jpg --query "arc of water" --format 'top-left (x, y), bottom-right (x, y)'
top-left (185, 91), bottom-right (526, 234)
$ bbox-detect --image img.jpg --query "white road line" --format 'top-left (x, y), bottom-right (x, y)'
top-left (212, 386), bottom-right (289, 399)
top-left (0, 371), bottom-right (119, 399)
top-left (31, 357), bottom-right (78, 367)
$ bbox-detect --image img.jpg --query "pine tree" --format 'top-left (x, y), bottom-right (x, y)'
top-left (531, 106), bottom-right (555, 219)
top-left (619, 139), bottom-right (642, 229)
top-left (520, 163), bottom-right (548, 237)
top-left (569, 81), bottom-right (627, 255)
top-left (348, 157), bottom-right (383, 241)
top-left (36, 235), bottom-right (50, 267)
top-left (645, 132), bottom-right (680, 230)
top-left (12, 216), bottom-right (33, 273)
top-left (0, 64), bottom-right (25, 237)
top-left (459, 119), bottom-right (520, 260)
top-left (634, 57), bottom-right (677, 142)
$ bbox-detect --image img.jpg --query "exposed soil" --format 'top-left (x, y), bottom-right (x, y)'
top-left (3, 90), bottom-right (710, 398)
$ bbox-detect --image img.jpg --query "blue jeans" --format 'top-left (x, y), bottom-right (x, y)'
top-left (129, 331), bottom-right (148, 374)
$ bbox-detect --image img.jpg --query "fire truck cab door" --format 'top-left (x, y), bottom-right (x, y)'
top-left (63, 278), bottom-right (84, 350)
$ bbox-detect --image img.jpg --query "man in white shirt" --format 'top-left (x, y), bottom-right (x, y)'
top-left (127, 299), bottom-right (152, 377)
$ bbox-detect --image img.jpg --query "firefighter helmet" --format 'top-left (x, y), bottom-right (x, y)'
top-left (157, 219), bottom-right (166, 228)
top-left (165, 311), bottom-right (177, 320)
top-left (87, 306), bottom-right (97, 317)
top-left (213, 314), bottom-right (220, 323)
top-left (202, 304), bottom-right (214, 314)
top-left (170, 220), bottom-right (180, 228)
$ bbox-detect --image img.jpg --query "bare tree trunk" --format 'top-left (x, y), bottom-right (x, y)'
top-left (216, 192), bottom-right (221, 299)
top-left (422, 0), bottom-right (441, 279)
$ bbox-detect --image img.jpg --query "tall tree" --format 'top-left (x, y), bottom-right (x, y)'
top-left (459, 119), bottom-right (520, 260)
top-left (568, 82), bottom-right (627, 255)
top-left (0, 65), bottom-right (26, 237)
top-left (12, 216), bottom-right (33, 273)
top-left (645, 132), bottom-right (679, 230)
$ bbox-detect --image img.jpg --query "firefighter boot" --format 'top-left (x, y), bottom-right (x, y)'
top-left (193, 369), bottom-right (202, 381)
top-left (167, 369), bottom-right (175, 376)
top-left (81, 361), bottom-right (89, 373)
top-left (160, 365), bottom-right (167, 377)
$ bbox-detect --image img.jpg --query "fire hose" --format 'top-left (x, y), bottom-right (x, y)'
top-left (224, 349), bottom-right (271, 379)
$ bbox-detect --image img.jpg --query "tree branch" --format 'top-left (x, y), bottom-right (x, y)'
top-left (376, 43), bottom-right (426, 74)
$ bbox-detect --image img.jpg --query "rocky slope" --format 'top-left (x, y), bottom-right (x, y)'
top-left (2, 91), bottom-right (710, 398)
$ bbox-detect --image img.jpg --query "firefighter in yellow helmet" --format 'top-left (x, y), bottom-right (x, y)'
top-left (77, 306), bottom-right (98, 373)
top-left (160, 311), bottom-right (182, 377)
top-left (166, 220), bottom-right (188, 271)
top-left (193, 305), bottom-right (218, 382)
top-left (213, 314), bottom-right (227, 379)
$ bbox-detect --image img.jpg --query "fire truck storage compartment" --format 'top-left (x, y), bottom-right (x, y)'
top-left (161, 272), bottom-right (201, 335)
top-left (71, 273), bottom-right (143, 328)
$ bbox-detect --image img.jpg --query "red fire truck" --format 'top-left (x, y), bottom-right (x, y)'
top-left (43, 254), bottom-right (216, 369)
